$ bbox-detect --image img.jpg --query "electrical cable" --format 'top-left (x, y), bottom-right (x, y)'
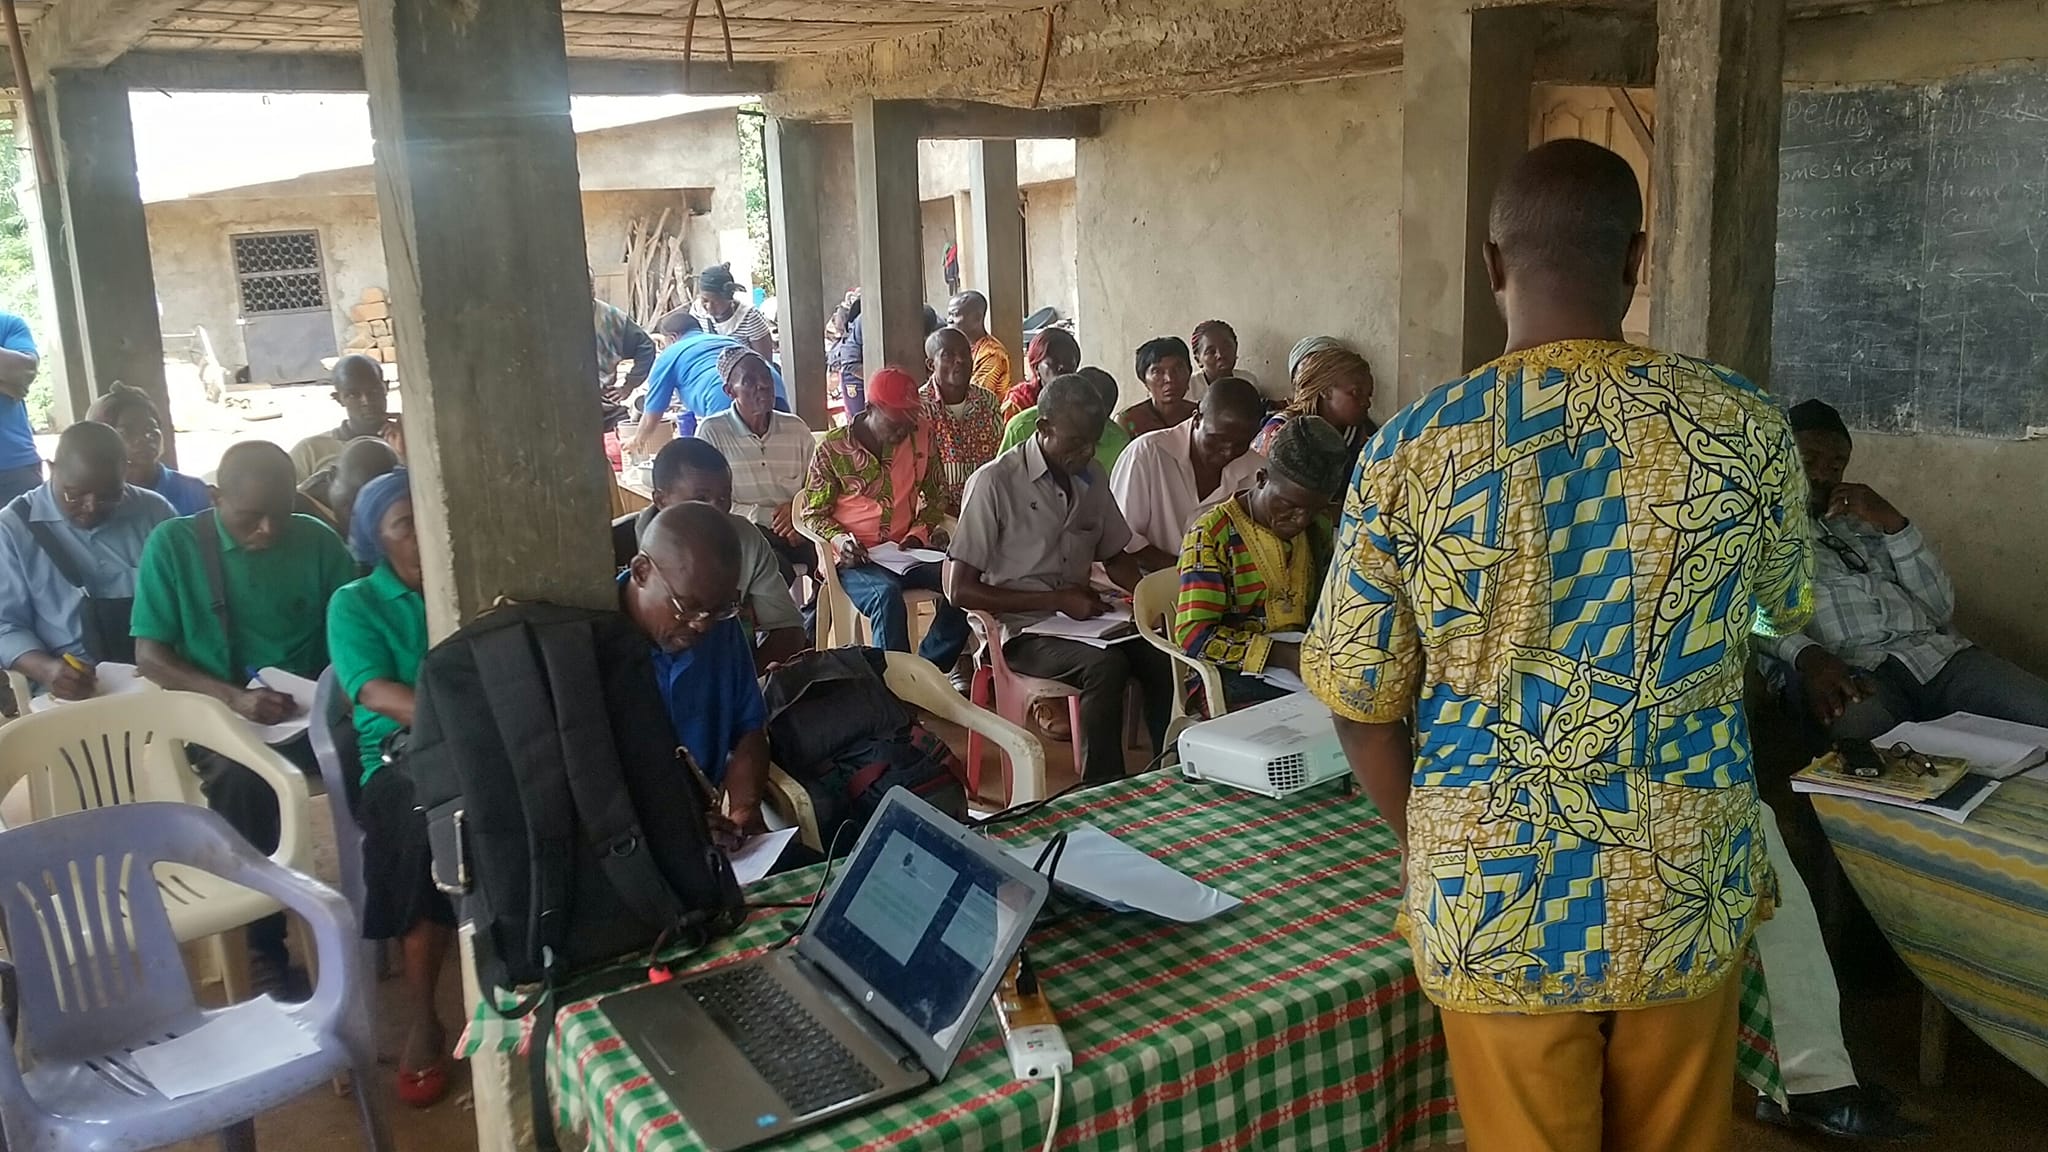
top-left (1039, 1065), bottom-right (1064, 1152)
top-left (772, 819), bottom-right (858, 949)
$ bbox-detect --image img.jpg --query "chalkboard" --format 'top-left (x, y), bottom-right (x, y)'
top-left (1773, 70), bottom-right (2048, 439)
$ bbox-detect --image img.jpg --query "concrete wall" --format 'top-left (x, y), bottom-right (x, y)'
top-left (145, 194), bottom-right (387, 373)
top-left (150, 189), bottom-right (713, 373)
top-left (1075, 73), bottom-right (1402, 409)
top-left (1024, 180), bottom-right (1079, 321)
top-left (1776, 0), bottom-right (2048, 673)
top-left (917, 139), bottom-right (1075, 201)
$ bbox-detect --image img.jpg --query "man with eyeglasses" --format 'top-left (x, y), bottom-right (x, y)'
top-left (620, 501), bottom-right (771, 847)
top-left (0, 422), bottom-right (174, 700)
top-left (1766, 397), bottom-right (2048, 741)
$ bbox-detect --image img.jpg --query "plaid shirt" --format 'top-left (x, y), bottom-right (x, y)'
top-left (1759, 519), bottom-right (1965, 683)
top-left (918, 383), bottom-right (1003, 516)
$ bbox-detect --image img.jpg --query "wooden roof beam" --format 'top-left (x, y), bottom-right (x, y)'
top-left (90, 50), bottom-right (772, 95)
top-left (910, 100), bottom-right (1101, 139)
top-left (31, 0), bottom-right (186, 70)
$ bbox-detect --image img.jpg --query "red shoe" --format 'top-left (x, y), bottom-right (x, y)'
top-left (396, 1061), bottom-right (450, 1108)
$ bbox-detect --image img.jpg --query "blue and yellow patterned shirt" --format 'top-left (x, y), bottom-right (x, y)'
top-left (1304, 340), bottom-right (1814, 1015)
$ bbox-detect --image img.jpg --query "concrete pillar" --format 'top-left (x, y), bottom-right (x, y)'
top-left (766, 117), bottom-right (829, 428)
top-left (969, 140), bottom-right (1025, 377)
top-left (46, 69), bottom-right (173, 458)
top-left (359, 0), bottom-right (613, 634)
top-left (852, 98), bottom-right (926, 379)
top-left (1396, 3), bottom-right (1534, 408)
top-left (1650, 0), bottom-right (1786, 381)
top-left (12, 107), bottom-right (87, 426)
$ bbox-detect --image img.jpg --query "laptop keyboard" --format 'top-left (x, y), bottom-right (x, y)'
top-left (686, 965), bottom-right (883, 1116)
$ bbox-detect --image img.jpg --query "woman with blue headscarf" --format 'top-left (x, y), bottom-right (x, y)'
top-left (324, 467), bottom-right (455, 1108)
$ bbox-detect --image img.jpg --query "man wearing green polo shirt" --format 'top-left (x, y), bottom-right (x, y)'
top-left (133, 439), bottom-right (356, 984)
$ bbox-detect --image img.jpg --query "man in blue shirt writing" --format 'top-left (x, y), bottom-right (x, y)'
top-left (618, 501), bottom-right (772, 845)
top-left (0, 311), bottom-right (44, 503)
top-left (0, 422), bottom-right (174, 697)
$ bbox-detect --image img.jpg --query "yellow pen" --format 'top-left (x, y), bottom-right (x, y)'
top-left (61, 653), bottom-right (90, 674)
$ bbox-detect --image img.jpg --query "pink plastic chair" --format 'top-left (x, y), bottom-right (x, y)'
top-left (963, 611), bottom-right (1084, 805)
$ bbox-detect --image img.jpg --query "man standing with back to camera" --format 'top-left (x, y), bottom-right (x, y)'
top-left (1307, 140), bottom-right (1814, 1152)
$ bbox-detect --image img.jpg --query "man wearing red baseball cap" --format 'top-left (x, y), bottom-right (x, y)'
top-left (798, 367), bottom-right (970, 670)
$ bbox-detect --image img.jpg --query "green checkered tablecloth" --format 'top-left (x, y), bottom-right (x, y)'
top-left (463, 773), bottom-right (1784, 1151)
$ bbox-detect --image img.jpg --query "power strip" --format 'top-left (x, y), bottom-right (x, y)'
top-left (993, 958), bottom-right (1074, 1081)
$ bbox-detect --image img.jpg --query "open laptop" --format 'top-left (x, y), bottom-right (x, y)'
top-left (600, 789), bottom-right (1051, 1151)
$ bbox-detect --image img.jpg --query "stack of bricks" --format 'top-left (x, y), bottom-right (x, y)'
top-left (344, 287), bottom-right (397, 363)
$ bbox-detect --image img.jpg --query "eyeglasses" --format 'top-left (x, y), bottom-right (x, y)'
top-left (639, 554), bottom-right (741, 627)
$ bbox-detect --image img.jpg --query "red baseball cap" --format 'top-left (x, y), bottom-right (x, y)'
top-left (865, 367), bottom-right (923, 417)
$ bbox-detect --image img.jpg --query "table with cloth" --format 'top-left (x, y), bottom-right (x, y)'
top-left (462, 772), bottom-right (1785, 1152)
top-left (1811, 775), bottom-right (2048, 1087)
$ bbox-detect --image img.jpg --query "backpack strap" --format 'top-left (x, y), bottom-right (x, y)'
top-left (7, 494), bottom-right (91, 592)
top-left (192, 510), bottom-right (237, 674)
top-left (471, 619), bottom-right (580, 967)
top-left (531, 616), bottom-right (696, 935)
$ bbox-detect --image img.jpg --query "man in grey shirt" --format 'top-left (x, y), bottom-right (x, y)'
top-left (946, 373), bottom-right (1174, 783)
top-left (613, 437), bottom-right (808, 673)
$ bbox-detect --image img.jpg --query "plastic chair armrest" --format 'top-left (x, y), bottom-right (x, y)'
top-left (184, 813), bottom-right (359, 1023)
top-left (882, 652), bottom-right (1048, 802)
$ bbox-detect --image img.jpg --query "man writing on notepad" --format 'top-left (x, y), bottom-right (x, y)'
top-left (0, 422), bottom-right (174, 699)
top-left (131, 440), bottom-right (356, 993)
top-left (947, 373), bottom-right (1174, 782)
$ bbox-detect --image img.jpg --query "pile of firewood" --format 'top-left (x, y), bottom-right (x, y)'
top-left (621, 210), bottom-right (693, 326)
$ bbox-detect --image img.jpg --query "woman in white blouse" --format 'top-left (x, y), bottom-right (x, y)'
top-left (691, 263), bottom-right (777, 362)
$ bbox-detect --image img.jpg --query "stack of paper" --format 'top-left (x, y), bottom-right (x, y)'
top-left (1792, 749), bottom-right (2001, 824)
top-left (1020, 608), bottom-right (1136, 648)
top-left (865, 542), bottom-right (948, 575)
top-left (1879, 713), bottom-right (2048, 779)
top-left (245, 667), bottom-right (320, 745)
top-left (28, 662), bottom-right (150, 712)
top-left (1253, 632), bottom-right (1309, 693)
top-left (1006, 824), bottom-right (1240, 922)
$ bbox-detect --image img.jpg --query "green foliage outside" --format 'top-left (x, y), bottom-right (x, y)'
top-left (0, 142), bottom-right (49, 429)
top-left (737, 107), bottom-right (774, 297)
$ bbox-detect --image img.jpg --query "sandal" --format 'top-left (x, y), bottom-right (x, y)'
top-left (396, 1061), bottom-right (450, 1109)
top-left (1030, 700), bottom-right (1072, 742)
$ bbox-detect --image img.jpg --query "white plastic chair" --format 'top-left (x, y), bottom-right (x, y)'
top-left (795, 519), bottom-right (944, 651)
top-left (0, 690), bottom-right (314, 1003)
top-left (1133, 568), bottom-right (1228, 748)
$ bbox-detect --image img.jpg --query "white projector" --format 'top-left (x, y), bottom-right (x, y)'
top-left (1176, 692), bottom-right (1351, 798)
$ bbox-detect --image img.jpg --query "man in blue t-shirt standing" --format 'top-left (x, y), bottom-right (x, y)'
top-left (0, 312), bottom-right (43, 504)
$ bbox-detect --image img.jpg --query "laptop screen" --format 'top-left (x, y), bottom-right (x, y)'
top-left (803, 791), bottom-right (1046, 1077)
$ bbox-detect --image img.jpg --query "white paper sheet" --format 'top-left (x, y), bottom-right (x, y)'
top-left (1020, 607), bottom-right (1137, 648)
top-left (727, 827), bottom-right (799, 887)
top-left (1255, 667), bottom-right (1308, 694)
top-left (1007, 823), bottom-right (1241, 923)
top-left (865, 541), bottom-right (948, 575)
top-left (1880, 713), bottom-right (2048, 779)
top-left (128, 996), bottom-right (322, 1099)
top-left (245, 667), bottom-right (320, 745)
top-left (28, 661), bottom-right (149, 712)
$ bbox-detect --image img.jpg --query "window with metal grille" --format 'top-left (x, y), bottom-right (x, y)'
top-left (230, 231), bottom-right (328, 314)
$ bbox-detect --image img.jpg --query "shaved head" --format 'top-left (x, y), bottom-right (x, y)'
top-left (643, 502), bottom-right (740, 585)
top-left (1199, 376), bottom-right (1264, 426)
top-left (947, 291), bottom-right (987, 320)
top-left (54, 420), bottom-right (126, 478)
top-left (217, 439), bottom-right (297, 496)
top-left (630, 502), bottom-right (742, 653)
top-left (1488, 139), bottom-right (1644, 290)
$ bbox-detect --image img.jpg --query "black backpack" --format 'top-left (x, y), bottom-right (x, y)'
top-left (408, 601), bottom-right (744, 994)
top-left (762, 648), bottom-right (969, 849)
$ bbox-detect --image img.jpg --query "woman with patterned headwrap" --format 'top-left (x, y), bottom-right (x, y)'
top-left (1251, 336), bottom-right (1377, 476)
top-left (1173, 416), bottom-right (1347, 710)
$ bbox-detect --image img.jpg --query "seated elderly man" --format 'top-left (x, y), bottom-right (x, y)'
top-left (619, 502), bottom-right (773, 842)
top-left (947, 374), bottom-right (1174, 783)
top-left (0, 422), bottom-right (174, 697)
top-left (1111, 376), bottom-right (1268, 572)
top-left (1765, 398), bottom-right (2048, 738)
top-left (132, 439), bottom-right (357, 987)
top-left (801, 367), bottom-right (969, 673)
top-left (613, 437), bottom-right (808, 672)
top-left (692, 346), bottom-right (813, 581)
top-left (1173, 416), bottom-right (1347, 710)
